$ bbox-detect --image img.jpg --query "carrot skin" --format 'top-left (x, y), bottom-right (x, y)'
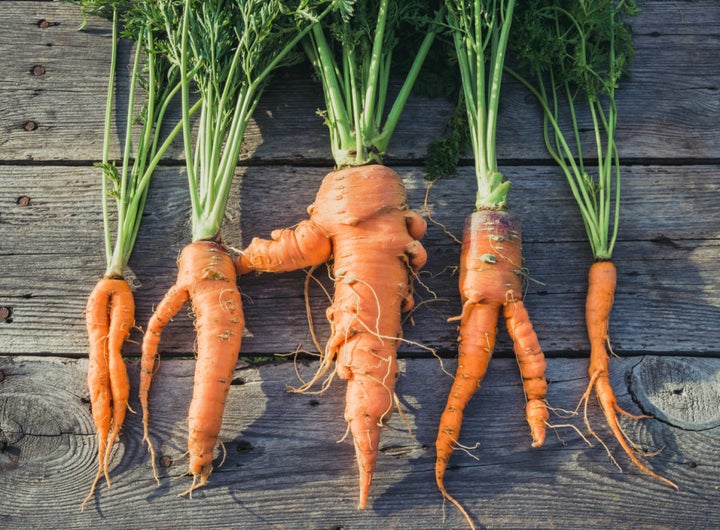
top-left (140, 240), bottom-right (244, 493)
top-left (239, 165), bottom-right (426, 508)
top-left (83, 277), bottom-right (134, 508)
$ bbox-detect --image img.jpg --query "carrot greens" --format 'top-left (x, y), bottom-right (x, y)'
top-left (508, 0), bottom-right (638, 260)
top-left (302, 0), bottom-right (442, 167)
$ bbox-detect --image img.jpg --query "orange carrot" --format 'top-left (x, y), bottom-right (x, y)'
top-left (140, 240), bottom-right (244, 496)
top-left (581, 260), bottom-right (678, 489)
top-left (238, 165), bottom-right (427, 508)
top-left (435, 210), bottom-right (548, 521)
top-left (82, 276), bottom-right (134, 509)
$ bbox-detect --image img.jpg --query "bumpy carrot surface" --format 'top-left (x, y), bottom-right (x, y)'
top-left (583, 260), bottom-right (678, 490)
top-left (435, 209), bottom-right (548, 522)
top-left (239, 165), bottom-right (427, 508)
top-left (140, 240), bottom-right (244, 496)
top-left (83, 277), bottom-right (134, 509)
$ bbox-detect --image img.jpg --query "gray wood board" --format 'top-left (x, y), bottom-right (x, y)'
top-left (1, 165), bottom-right (719, 357)
top-left (1, 355), bottom-right (718, 529)
top-left (1, 1), bottom-right (719, 163)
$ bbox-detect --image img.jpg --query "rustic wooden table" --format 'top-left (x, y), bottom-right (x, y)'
top-left (1, 1), bottom-right (719, 528)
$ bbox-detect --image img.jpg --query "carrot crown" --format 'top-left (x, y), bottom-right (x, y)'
top-left (507, 0), bottom-right (639, 259)
top-left (303, 0), bottom-right (442, 168)
top-left (444, 0), bottom-right (516, 211)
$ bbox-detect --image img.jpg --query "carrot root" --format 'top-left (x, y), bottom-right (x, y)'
top-left (82, 277), bottom-right (134, 510)
top-left (435, 210), bottom-right (548, 525)
top-left (140, 240), bottom-right (244, 493)
top-left (583, 260), bottom-right (678, 490)
top-left (239, 165), bottom-right (426, 508)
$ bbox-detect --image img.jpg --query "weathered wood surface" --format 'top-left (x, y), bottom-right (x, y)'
top-left (1, 1), bottom-right (720, 528)
top-left (1, 355), bottom-right (719, 529)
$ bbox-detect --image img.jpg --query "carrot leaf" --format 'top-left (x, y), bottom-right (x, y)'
top-left (508, 0), bottom-right (639, 259)
top-left (303, 0), bottom-right (443, 168)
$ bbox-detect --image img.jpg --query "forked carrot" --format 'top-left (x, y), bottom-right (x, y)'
top-left (83, 277), bottom-right (134, 508)
top-left (140, 240), bottom-right (244, 494)
top-left (137, 0), bottom-right (344, 496)
top-left (74, 0), bottom-right (186, 509)
top-left (435, 210), bottom-right (548, 525)
top-left (238, 165), bottom-right (428, 508)
top-left (426, 2), bottom-right (550, 527)
top-left (581, 260), bottom-right (677, 489)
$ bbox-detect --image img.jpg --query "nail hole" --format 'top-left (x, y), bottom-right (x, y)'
top-left (16, 196), bottom-right (31, 207)
top-left (0, 307), bottom-right (13, 323)
top-left (31, 65), bottom-right (46, 76)
top-left (309, 399), bottom-right (320, 407)
top-left (24, 121), bottom-right (38, 132)
top-left (159, 455), bottom-right (172, 468)
top-left (231, 377), bottom-right (245, 386)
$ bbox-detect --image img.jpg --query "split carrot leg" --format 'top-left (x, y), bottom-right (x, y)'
top-left (140, 240), bottom-right (244, 495)
top-left (238, 165), bottom-right (427, 508)
top-left (504, 299), bottom-right (548, 447)
top-left (82, 277), bottom-right (134, 509)
top-left (583, 260), bottom-right (678, 489)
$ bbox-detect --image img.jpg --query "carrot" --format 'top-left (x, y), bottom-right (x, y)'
top-left (138, 0), bottom-right (345, 496)
top-left (434, 210), bottom-right (548, 525)
top-left (83, 277), bottom-right (134, 508)
top-left (510, 1), bottom-right (678, 488)
top-left (235, 1), bottom-right (441, 507)
top-left (140, 240), bottom-right (243, 494)
top-left (582, 260), bottom-right (678, 489)
top-left (423, 3), bottom-right (551, 526)
top-left (73, 1), bottom-right (187, 509)
top-left (239, 164), bottom-right (428, 508)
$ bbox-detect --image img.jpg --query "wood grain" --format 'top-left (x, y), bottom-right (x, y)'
top-left (1, 355), bottom-right (718, 529)
top-left (1, 164), bottom-right (718, 356)
top-left (1, 1), bottom-right (720, 528)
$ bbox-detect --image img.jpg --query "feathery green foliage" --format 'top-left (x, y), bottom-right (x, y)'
top-left (155, 0), bottom-right (351, 241)
top-left (443, 0), bottom-right (517, 210)
top-left (64, 1), bottom-right (187, 277)
top-left (509, 0), bottom-right (639, 258)
top-left (303, 0), bottom-right (442, 167)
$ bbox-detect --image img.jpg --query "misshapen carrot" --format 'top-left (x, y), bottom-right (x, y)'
top-left (83, 277), bottom-right (134, 510)
top-left (140, 240), bottom-right (244, 496)
top-left (436, 210), bottom-right (548, 523)
top-left (238, 165), bottom-right (427, 508)
top-left (582, 260), bottom-right (678, 489)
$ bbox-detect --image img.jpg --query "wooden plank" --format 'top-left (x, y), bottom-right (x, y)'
top-left (0, 355), bottom-right (717, 529)
top-left (1, 164), bottom-right (719, 357)
top-left (1, 1), bottom-right (719, 163)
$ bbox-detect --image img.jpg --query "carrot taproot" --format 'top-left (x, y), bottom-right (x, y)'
top-left (82, 276), bottom-right (134, 509)
top-left (238, 164), bottom-right (427, 508)
top-left (582, 260), bottom-right (678, 489)
top-left (139, 240), bottom-right (244, 495)
top-left (435, 209), bottom-right (548, 523)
